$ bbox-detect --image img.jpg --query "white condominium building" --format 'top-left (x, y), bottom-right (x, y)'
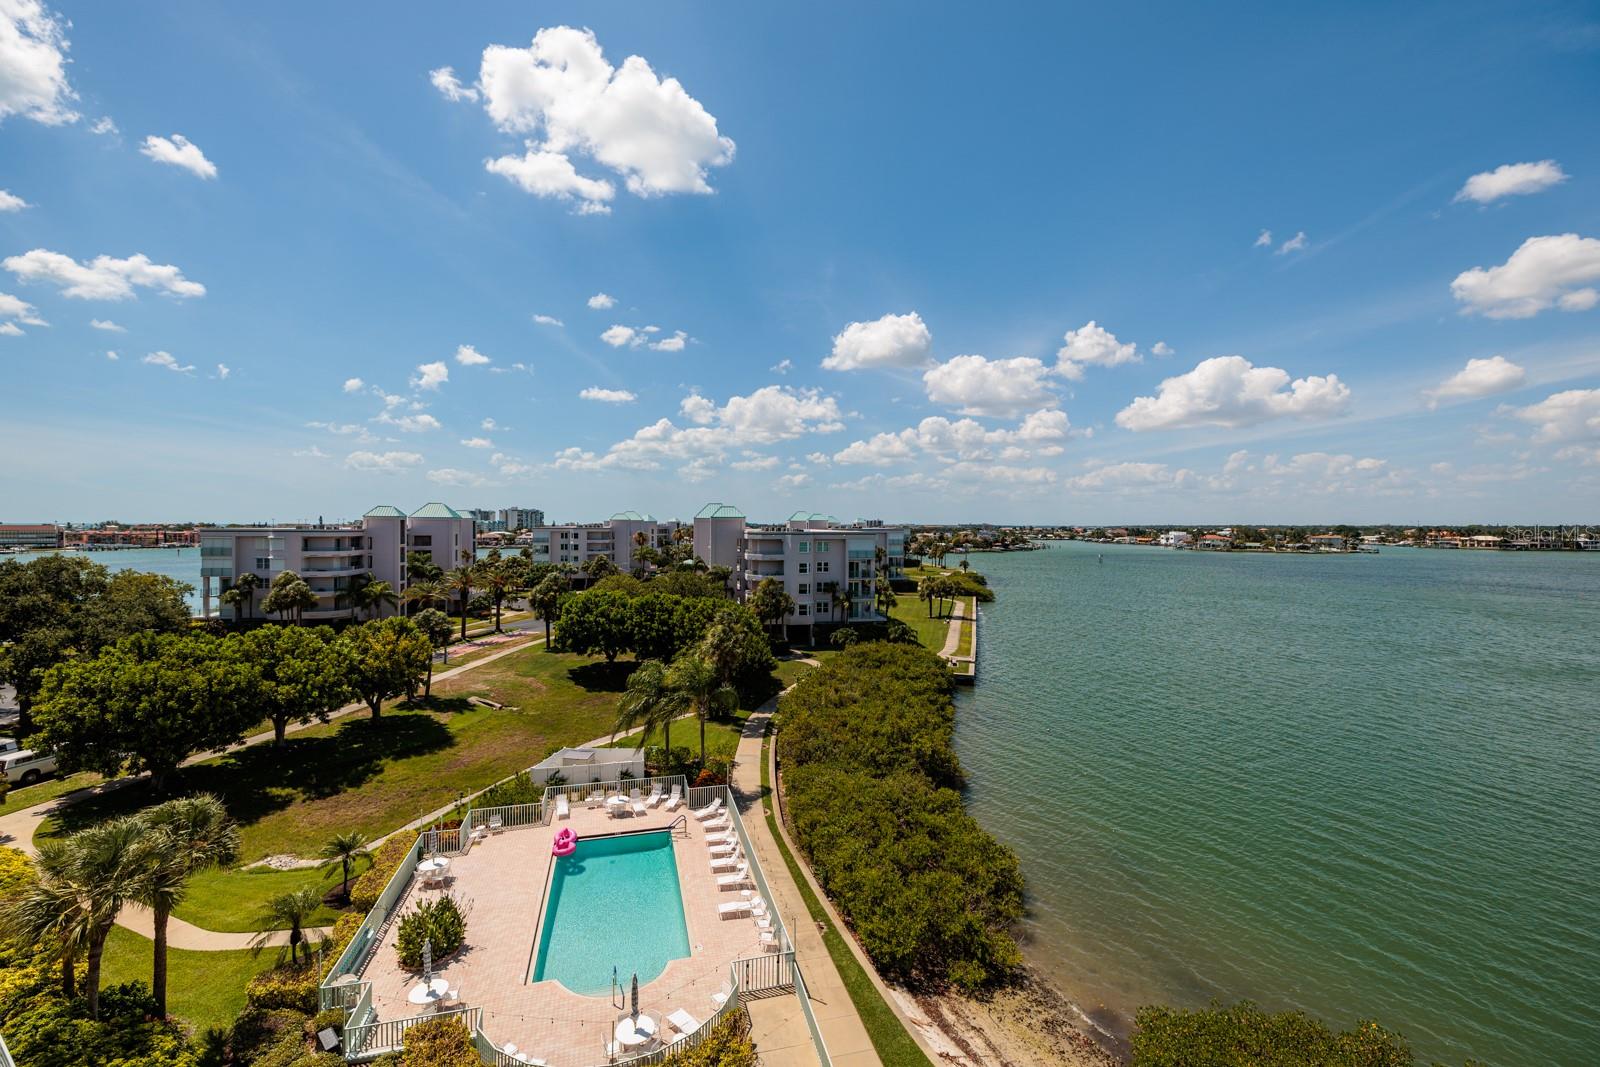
top-left (692, 504), bottom-right (908, 626)
top-left (198, 502), bottom-right (476, 621)
top-left (524, 511), bottom-right (684, 571)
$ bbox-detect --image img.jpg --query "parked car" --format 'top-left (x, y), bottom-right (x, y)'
top-left (0, 737), bottom-right (19, 755)
top-left (0, 748), bottom-right (57, 786)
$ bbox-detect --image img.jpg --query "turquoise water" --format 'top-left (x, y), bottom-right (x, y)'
top-left (955, 543), bottom-right (1600, 1067)
top-left (532, 831), bottom-right (690, 995)
top-left (7, 547), bottom-right (204, 610)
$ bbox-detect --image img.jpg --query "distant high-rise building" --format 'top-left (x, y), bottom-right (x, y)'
top-left (499, 507), bottom-right (545, 531)
top-left (524, 511), bottom-right (679, 570)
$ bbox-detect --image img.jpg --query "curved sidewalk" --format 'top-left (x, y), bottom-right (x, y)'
top-left (0, 631), bottom-right (544, 949)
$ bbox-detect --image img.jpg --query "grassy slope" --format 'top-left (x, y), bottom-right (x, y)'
top-left (99, 924), bottom-right (280, 1039)
top-left (172, 861), bottom-right (363, 932)
top-left (0, 771), bottom-right (98, 816)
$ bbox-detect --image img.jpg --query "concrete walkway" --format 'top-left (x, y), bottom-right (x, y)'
top-left (0, 630), bottom-right (545, 950)
top-left (937, 597), bottom-right (968, 658)
top-left (730, 678), bottom-right (880, 1067)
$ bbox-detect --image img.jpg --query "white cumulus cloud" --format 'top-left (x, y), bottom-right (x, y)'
top-left (427, 467), bottom-right (490, 487)
top-left (1425, 355), bottom-right (1526, 407)
top-left (1277, 231), bottom-right (1308, 255)
top-left (1508, 388), bottom-right (1600, 457)
top-left (345, 450), bottom-right (423, 472)
top-left (90, 318), bottom-right (124, 332)
top-left (214, 362), bottom-right (230, 380)
top-left (580, 386), bottom-right (637, 403)
top-left (342, 377), bottom-right (364, 393)
top-left (1116, 355), bottom-right (1350, 431)
top-left (0, 189), bottom-right (28, 211)
top-left (3, 249), bottom-right (205, 300)
top-left (139, 134), bottom-right (217, 179)
top-left (473, 25), bottom-right (734, 213)
top-left (0, 0), bottom-right (77, 125)
top-left (429, 66), bottom-right (479, 102)
top-left (601, 324), bottom-right (637, 347)
top-left (460, 437), bottom-right (495, 448)
top-left (834, 409), bottom-right (1070, 467)
top-left (1152, 341), bottom-right (1174, 357)
top-left (923, 354), bottom-right (1057, 418)
top-left (588, 292), bottom-right (616, 309)
top-left (1451, 234), bottom-right (1600, 319)
top-left (0, 291), bottom-right (46, 326)
top-left (454, 344), bottom-right (491, 366)
top-left (376, 411), bottom-right (442, 433)
top-left (142, 350), bottom-right (194, 374)
top-left (1455, 160), bottom-right (1567, 204)
top-left (1056, 320), bottom-right (1141, 380)
top-left (823, 311), bottom-right (933, 371)
top-left (532, 313), bottom-right (563, 326)
top-left (412, 361), bottom-right (449, 390)
top-left (1254, 229), bottom-right (1273, 248)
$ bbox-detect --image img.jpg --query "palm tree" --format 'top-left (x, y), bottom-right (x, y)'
top-left (262, 570), bottom-right (318, 624)
top-left (251, 886), bottom-right (324, 968)
top-left (355, 577), bottom-right (399, 620)
top-left (230, 571), bottom-right (262, 621)
top-left (664, 656), bottom-right (737, 766)
top-left (401, 578), bottom-right (446, 618)
top-left (918, 575), bottom-right (938, 618)
top-left (133, 795), bottom-right (239, 1016)
top-left (614, 660), bottom-right (675, 755)
top-left (529, 572), bottom-right (567, 648)
top-left (3, 841), bottom-right (93, 1000)
top-left (27, 818), bottom-right (144, 1018)
top-left (219, 582), bottom-right (247, 623)
top-left (318, 831), bottom-right (370, 904)
top-left (479, 562), bottom-right (517, 633)
top-left (444, 563), bottom-right (477, 641)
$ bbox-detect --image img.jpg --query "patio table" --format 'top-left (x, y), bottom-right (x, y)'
top-left (615, 1014), bottom-right (658, 1049)
top-left (407, 978), bottom-right (448, 1008)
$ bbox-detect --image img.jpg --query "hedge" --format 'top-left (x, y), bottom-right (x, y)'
top-left (1129, 1001), bottom-right (1438, 1067)
top-left (350, 835), bottom-right (416, 912)
top-left (774, 643), bottom-right (1022, 991)
top-left (658, 1011), bottom-right (756, 1066)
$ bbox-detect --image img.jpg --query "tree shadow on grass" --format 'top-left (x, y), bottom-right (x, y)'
top-left (49, 713), bottom-right (455, 836)
top-left (566, 660), bottom-right (638, 693)
top-left (397, 695), bottom-right (476, 716)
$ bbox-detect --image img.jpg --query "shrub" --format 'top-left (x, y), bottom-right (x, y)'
top-left (395, 895), bottom-right (467, 971)
top-left (308, 1008), bottom-right (347, 1036)
top-left (322, 911), bottom-right (362, 978)
top-left (0, 969), bottom-right (199, 1067)
top-left (245, 963), bottom-right (320, 1014)
top-left (775, 643), bottom-right (1023, 991)
top-left (350, 835), bottom-right (415, 912)
top-left (0, 844), bottom-right (34, 899)
top-left (476, 770), bottom-right (542, 808)
top-left (219, 1006), bottom-right (310, 1066)
top-left (394, 1017), bottom-right (481, 1067)
top-left (659, 1012), bottom-right (756, 1066)
top-left (1130, 1001), bottom-right (1422, 1067)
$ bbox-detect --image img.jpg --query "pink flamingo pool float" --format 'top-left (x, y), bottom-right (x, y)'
top-left (552, 828), bottom-right (577, 857)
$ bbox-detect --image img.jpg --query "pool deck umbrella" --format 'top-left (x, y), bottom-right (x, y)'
top-left (630, 972), bottom-right (639, 1021)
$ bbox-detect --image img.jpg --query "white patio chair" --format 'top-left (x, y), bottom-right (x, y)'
top-left (666, 1008), bottom-right (701, 1039)
top-left (710, 981), bottom-right (733, 1009)
top-left (664, 785), bottom-right (682, 811)
top-left (690, 797), bottom-right (723, 820)
top-left (646, 785), bottom-right (664, 807)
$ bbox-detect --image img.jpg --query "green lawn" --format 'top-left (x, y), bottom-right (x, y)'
top-left (41, 645), bottom-right (637, 861)
top-left (0, 770), bottom-right (99, 817)
top-left (99, 924), bottom-right (280, 1039)
top-left (172, 860), bottom-right (361, 932)
top-left (759, 733), bottom-right (934, 1067)
top-left (890, 596), bottom-right (955, 651)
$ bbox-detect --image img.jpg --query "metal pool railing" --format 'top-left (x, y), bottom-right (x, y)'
top-left (319, 835), bottom-right (426, 1010)
top-left (539, 774), bottom-right (690, 824)
top-left (345, 1004), bottom-right (482, 1060)
top-left (791, 957), bottom-right (834, 1067)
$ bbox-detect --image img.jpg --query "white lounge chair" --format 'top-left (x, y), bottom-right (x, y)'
top-left (716, 865), bottom-right (750, 889)
top-left (666, 1008), bottom-right (701, 1038)
top-left (709, 840), bottom-right (738, 857)
top-left (758, 928), bottom-right (779, 949)
top-left (717, 899), bottom-right (753, 918)
top-left (645, 785), bottom-right (664, 808)
top-left (554, 796), bottom-right (570, 820)
top-left (691, 797), bottom-right (723, 820)
top-left (709, 852), bottom-right (741, 871)
top-left (703, 814), bottom-right (730, 832)
top-left (488, 813), bottom-right (504, 834)
top-left (664, 786), bottom-right (682, 811)
top-left (631, 799), bottom-right (648, 817)
top-left (705, 830), bottom-right (735, 844)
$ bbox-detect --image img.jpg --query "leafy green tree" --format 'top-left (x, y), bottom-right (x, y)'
top-left (233, 624), bottom-right (350, 745)
top-left (750, 577), bottom-right (796, 637)
top-left (553, 590), bottom-right (633, 663)
top-left (319, 830), bottom-right (370, 904)
top-left (443, 563), bottom-right (477, 641)
top-left (401, 577), bottom-right (447, 617)
top-left (33, 633), bottom-right (261, 792)
top-left (335, 617), bottom-right (433, 718)
top-left (261, 570), bottom-right (317, 624)
top-left (697, 604), bottom-right (776, 695)
top-left (627, 592), bottom-right (681, 661)
top-left (414, 607), bottom-right (453, 695)
top-left (614, 659), bottom-right (675, 753)
top-left (581, 554), bottom-right (619, 583)
top-left (650, 569), bottom-right (726, 599)
top-left (664, 655), bottom-right (737, 765)
top-left (250, 886), bottom-right (324, 968)
top-left (131, 794), bottom-right (239, 1016)
top-left (479, 560), bottom-right (520, 632)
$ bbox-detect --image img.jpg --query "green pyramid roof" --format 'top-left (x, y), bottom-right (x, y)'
top-left (410, 502), bottom-right (463, 519)
top-left (364, 505), bottom-right (406, 518)
top-left (694, 502), bottom-right (744, 519)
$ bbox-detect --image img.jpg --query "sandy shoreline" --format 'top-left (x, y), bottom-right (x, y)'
top-left (882, 964), bottom-right (1127, 1066)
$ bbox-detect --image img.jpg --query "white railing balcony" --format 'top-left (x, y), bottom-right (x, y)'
top-left (743, 551), bottom-right (784, 561)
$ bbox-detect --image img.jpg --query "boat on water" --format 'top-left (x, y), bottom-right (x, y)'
top-left (1575, 537), bottom-right (1600, 551)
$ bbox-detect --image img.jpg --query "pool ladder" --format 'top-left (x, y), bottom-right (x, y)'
top-left (667, 814), bottom-right (689, 838)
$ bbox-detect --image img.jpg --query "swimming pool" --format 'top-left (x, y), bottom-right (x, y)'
top-left (531, 831), bottom-right (691, 995)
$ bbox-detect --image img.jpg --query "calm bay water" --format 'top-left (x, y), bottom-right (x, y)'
top-left (955, 543), bottom-right (1600, 1067)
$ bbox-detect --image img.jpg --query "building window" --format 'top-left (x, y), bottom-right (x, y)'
top-left (816, 561), bottom-right (830, 573)
top-left (798, 583), bottom-right (809, 595)
top-left (798, 562), bottom-right (808, 574)
top-left (413, 535), bottom-right (432, 547)
top-left (254, 557), bottom-right (269, 570)
top-left (815, 601), bottom-right (829, 614)
top-left (815, 542), bottom-right (830, 553)
top-left (798, 541), bottom-right (808, 553)
top-left (797, 604), bottom-right (808, 616)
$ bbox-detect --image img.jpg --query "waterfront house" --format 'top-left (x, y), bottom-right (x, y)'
top-left (1196, 533), bottom-right (1232, 550)
top-left (1158, 530), bottom-right (1192, 547)
top-left (1307, 534), bottom-right (1346, 551)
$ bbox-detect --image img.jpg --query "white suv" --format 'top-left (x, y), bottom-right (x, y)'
top-left (1, 748), bottom-right (58, 786)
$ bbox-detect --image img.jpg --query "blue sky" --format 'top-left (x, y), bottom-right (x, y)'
top-left (3, 2), bottom-right (1598, 525)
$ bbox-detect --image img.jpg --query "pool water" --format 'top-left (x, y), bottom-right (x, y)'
top-left (532, 831), bottom-right (691, 995)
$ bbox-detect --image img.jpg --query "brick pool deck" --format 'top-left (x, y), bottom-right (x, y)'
top-left (360, 802), bottom-right (770, 1066)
